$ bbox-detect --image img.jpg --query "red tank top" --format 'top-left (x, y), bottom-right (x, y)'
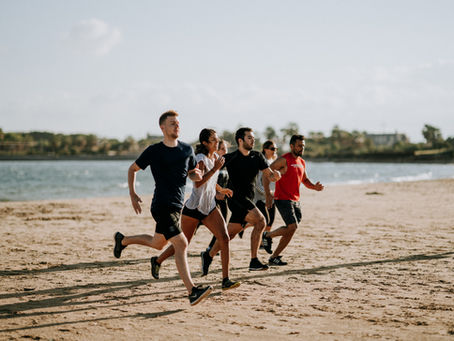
top-left (274, 153), bottom-right (305, 201)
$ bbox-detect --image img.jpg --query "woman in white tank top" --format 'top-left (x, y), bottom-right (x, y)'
top-left (153, 129), bottom-right (240, 291)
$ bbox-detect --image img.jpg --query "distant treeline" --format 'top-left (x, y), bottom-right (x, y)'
top-left (0, 124), bottom-right (453, 162)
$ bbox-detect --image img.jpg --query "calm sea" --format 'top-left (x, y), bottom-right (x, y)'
top-left (0, 160), bottom-right (453, 202)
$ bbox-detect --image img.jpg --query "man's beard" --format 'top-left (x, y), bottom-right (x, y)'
top-left (244, 143), bottom-right (253, 151)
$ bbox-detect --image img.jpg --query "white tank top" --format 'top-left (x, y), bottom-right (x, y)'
top-left (185, 152), bottom-right (219, 215)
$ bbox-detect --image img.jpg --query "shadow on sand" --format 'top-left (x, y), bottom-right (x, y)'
top-left (0, 250), bottom-right (452, 333)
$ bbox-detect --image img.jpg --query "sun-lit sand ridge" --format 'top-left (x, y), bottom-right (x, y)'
top-left (1, 179), bottom-right (453, 340)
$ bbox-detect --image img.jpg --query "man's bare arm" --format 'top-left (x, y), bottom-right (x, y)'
top-left (128, 162), bottom-right (143, 214)
top-left (263, 157), bottom-right (286, 208)
top-left (302, 171), bottom-right (324, 191)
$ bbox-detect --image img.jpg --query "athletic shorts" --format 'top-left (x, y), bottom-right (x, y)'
top-left (275, 200), bottom-right (302, 226)
top-left (256, 200), bottom-right (276, 227)
top-left (182, 206), bottom-right (214, 222)
top-left (227, 196), bottom-right (256, 225)
top-left (215, 198), bottom-right (228, 221)
top-left (151, 207), bottom-right (182, 240)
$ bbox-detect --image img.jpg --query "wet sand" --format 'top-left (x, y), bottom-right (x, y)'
top-left (1, 179), bottom-right (453, 340)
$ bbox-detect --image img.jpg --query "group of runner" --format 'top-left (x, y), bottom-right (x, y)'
top-left (113, 110), bottom-right (324, 306)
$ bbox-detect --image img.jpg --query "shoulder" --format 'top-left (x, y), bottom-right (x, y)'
top-left (146, 142), bottom-right (161, 149)
top-left (178, 141), bottom-right (195, 154)
top-left (272, 155), bottom-right (288, 168)
top-left (178, 140), bottom-right (192, 150)
top-left (140, 142), bottom-right (161, 155)
top-left (224, 150), bottom-right (237, 161)
top-left (196, 153), bottom-right (207, 162)
top-left (248, 150), bottom-right (265, 161)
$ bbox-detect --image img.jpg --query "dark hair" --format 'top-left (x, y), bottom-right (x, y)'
top-left (159, 110), bottom-right (178, 126)
top-left (195, 128), bottom-right (216, 155)
top-left (262, 140), bottom-right (274, 155)
top-left (289, 134), bottom-right (305, 145)
top-left (234, 127), bottom-right (252, 146)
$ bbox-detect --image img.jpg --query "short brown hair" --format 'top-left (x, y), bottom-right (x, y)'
top-left (290, 134), bottom-right (305, 145)
top-left (159, 110), bottom-right (179, 126)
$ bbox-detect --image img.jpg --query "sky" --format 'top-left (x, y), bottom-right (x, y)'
top-left (1, 0), bottom-right (453, 143)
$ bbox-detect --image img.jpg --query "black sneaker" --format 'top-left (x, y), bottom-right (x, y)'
top-left (189, 285), bottom-right (213, 306)
top-left (150, 256), bottom-right (160, 279)
top-left (269, 256), bottom-right (288, 266)
top-left (222, 278), bottom-right (241, 291)
top-left (113, 232), bottom-right (126, 258)
top-left (249, 258), bottom-right (269, 271)
top-left (201, 251), bottom-right (213, 276)
top-left (262, 232), bottom-right (273, 255)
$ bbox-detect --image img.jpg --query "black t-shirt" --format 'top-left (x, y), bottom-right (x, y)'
top-left (224, 150), bottom-right (268, 200)
top-left (135, 141), bottom-right (197, 210)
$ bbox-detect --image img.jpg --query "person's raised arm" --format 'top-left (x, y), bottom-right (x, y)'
top-left (128, 162), bottom-right (143, 214)
top-left (188, 163), bottom-right (203, 182)
top-left (302, 170), bottom-right (324, 191)
top-left (194, 155), bottom-right (225, 188)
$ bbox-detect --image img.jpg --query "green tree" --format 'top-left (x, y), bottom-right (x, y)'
top-left (264, 126), bottom-right (277, 140)
top-left (280, 122), bottom-right (299, 144)
top-left (220, 130), bottom-right (236, 148)
top-left (422, 124), bottom-right (444, 148)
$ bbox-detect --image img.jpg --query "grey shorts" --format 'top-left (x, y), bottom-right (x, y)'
top-left (275, 200), bottom-right (302, 226)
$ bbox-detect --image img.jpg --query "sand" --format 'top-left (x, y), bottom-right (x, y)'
top-left (0, 179), bottom-right (453, 340)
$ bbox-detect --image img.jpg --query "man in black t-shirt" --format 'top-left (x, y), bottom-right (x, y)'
top-left (201, 127), bottom-right (281, 273)
top-left (113, 110), bottom-right (212, 306)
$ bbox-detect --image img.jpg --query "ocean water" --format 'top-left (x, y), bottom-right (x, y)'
top-left (0, 160), bottom-right (453, 202)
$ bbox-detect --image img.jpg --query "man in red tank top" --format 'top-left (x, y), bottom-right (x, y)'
top-left (263, 134), bottom-right (324, 266)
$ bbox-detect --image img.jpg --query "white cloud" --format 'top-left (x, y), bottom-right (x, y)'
top-left (65, 18), bottom-right (122, 56)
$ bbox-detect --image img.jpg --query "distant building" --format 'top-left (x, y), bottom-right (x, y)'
top-left (366, 133), bottom-right (409, 147)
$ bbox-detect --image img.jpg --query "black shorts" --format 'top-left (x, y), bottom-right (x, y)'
top-left (275, 200), bottom-right (302, 226)
top-left (256, 200), bottom-right (276, 227)
top-left (182, 206), bottom-right (210, 221)
top-left (227, 196), bottom-right (256, 224)
top-left (151, 207), bottom-right (182, 240)
top-left (215, 198), bottom-right (228, 221)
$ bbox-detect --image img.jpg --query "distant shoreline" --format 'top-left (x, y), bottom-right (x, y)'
top-left (0, 154), bottom-right (452, 164)
top-left (0, 155), bottom-right (137, 161)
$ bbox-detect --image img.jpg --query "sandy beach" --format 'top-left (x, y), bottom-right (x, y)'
top-left (1, 179), bottom-right (453, 340)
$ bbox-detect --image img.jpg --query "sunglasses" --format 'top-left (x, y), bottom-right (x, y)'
top-left (268, 147), bottom-right (278, 151)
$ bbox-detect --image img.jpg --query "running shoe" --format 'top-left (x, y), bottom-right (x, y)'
top-left (150, 256), bottom-right (160, 279)
top-left (269, 256), bottom-right (288, 266)
top-left (222, 278), bottom-right (241, 291)
top-left (201, 251), bottom-right (213, 276)
top-left (113, 232), bottom-right (126, 258)
top-left (189, 285), bottom-right (213, 306)
top-left (262, 231), bottom-right (273, 254)
top-left (249, 258), bottom-right (269, 271)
